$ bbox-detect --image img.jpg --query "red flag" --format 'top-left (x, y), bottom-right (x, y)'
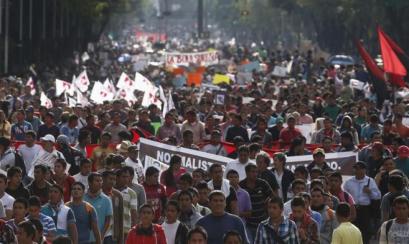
top-left (377, 26), bottom-right (406, 56)
top-left (355, 40), bottom-right (385, 81)
top-left (378, 28), bottom-right (407, 76)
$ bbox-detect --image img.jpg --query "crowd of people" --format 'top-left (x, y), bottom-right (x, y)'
top-left (0, 27), bottom-right (408, 244)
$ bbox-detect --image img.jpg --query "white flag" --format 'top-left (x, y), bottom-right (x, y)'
top-left (167, 90), bottom-right (175, 111)
top-left (134, 72), bottom-right (152, 92)
top-left (287, 59), bottom-right (293, 74)
top-left (81, 52), bottom-right (90, 62)
top-left (40, 92), bottom-right (53, 109)
top-left (91, 81), bottom-right (114, 104)
top-left (142, 85), bottom-right (160, 107)
top-left (76, 91), bottom-right (90, 107)
top-left (103, 78), bottom-right (116, 95)
top-left (55, 79), bottom-right (74, 96)
top-left (115, 89), bottom-right (137, 104)
top-left (74, 71), bottom-right (90, 93)
top-left (68, 96), bottom-right (77, 108)
top-left (116, 72), bottom-right (135, 91)
top-left (159, 86), bottom-right (168, 117)
top-left (26, 77), bottom-right (36, 95)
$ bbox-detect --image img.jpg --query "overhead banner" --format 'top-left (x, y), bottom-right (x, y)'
top-left (139, 138), bottom-right (358, 175)
top-left (164, 51), bottom-right (219, 67)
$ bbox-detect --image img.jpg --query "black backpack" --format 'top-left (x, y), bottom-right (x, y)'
top-left (385, 219), bottom-right (393, 242)
top-left (14, 152), bottom-right (26, 176)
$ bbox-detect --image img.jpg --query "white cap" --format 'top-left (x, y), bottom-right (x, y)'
top-left (40, 134), bottom-right (56, 143)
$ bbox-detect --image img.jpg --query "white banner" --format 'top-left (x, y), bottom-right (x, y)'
top-left (272, 66), bottom-right (288, 77)
top-left (139, 138), bottom-right (358, 175)
top-left (164, 51), bottom-right (219, 67)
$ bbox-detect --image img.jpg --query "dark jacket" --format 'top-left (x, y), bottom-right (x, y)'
top-left (271, 168), bottom-right (294, 202)
top-left (174, 222), bottom-right (189, 244)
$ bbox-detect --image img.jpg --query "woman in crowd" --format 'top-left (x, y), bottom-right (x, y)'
top-left (160, 155), bottom-right (187, 197)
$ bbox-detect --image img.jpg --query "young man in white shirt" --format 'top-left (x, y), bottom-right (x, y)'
top-left (162, 200), bottom-right (189, 244)
top-left (224, 145), bottom-right (254, 181)
top-left (379, 196), bottom-right (409, 244)
top-left (202, 130), bottom-right (228, 156)
top-left (73, 158), bottom-right (92, 192)
top-left (17, 130), bottom-right (42, 175)
top-left (124, 145), bottom-right (144, 184)
top-left (0, 173), bottom-right (15, 219)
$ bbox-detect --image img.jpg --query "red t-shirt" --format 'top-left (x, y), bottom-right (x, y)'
top-left (160, 168), bottom-right (187, 197)
top-left (126, 224), bottom-right (166, 244)
top-left (142, 183), bottom-right (167, 223)
top-left (53, 175), bottom-right (75, 203)
top-left (279, 127), bottom-right (302, 144)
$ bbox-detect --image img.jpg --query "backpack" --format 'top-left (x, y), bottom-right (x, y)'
top-left (66, 201), bottom-right (94, 229)
top-left (14, 152), bottom-right (26, 176)
top-left (385, 219), bottom-right (393, 242)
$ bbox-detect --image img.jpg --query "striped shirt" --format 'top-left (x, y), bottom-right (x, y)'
top-left (239, 178), bottom-right (273, 227)
top-left (254, 217), bottom-right (300, 244)
top-left (119, 187), bottom-right (138, 234)
top-left (29, 213), bottom-right (57, 237)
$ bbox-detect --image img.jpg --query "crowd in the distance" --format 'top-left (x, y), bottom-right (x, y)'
top-left (0, 29), bottom-right (408, 244)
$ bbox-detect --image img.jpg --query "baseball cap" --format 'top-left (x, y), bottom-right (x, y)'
top-left (398, 145), bottom-right (409, 158)
top-left (273, 152), bottom-right (286, 161)
top-left (40, 134), bottom-right (55, 143)
top-left (56, 135), bottom-right (69, 145)
top-left (313, 148), bottom-right (325, 156)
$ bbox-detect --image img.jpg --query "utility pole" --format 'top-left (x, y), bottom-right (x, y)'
top-left (4, 0), bottom-right (9, 73)
top-left (197, 0), bottom-right (203, 38)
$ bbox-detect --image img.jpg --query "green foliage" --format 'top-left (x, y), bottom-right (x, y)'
top-left (205, 0), bottom-right (409, 53)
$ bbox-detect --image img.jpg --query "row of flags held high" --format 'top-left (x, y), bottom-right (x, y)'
top-left (37, 70), bottom-right (174, 113)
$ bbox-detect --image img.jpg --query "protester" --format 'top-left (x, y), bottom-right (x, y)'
top-left (196, 190), bottom-right (249, 244)
top-left (66, 182), bottom-right (101, 244)
top-left (271, 152), bottom-right (294, 201)
top-left (343, 161), bottom-right (381, 244)
top-left (187, 226), bottom-right (208, 244)
top-left (289, 196), bottom-right (319, 243)
top-left (331, 203), bottom-right (363, 244)
top-left (17, 131), bottom-right (42, 175)
top-left (27, 196), bottom-right (56, 241)
top-left (254, 196), bottom-right (299, 244)
top-left (101, 170), bottom-right (124, 244)
top-left (115, 167), bottom-right (138, 239)
top-left (161, 154), bottom-right (187, 196)
top-left (83, 172), bottom-right (113, 243)
top-left (143, 166), bottom-right (167, 223)
top-left (224, 145), bottom-right (254, 181)
top-left (162, 200), bottom-right (189, 244)
top-left (5, 166), bottom-right (29, 200)
top-left (379, 196), bottom-right (409, 244)
top-left (41, 184), bottom-right (77, 242)
top-left (310, 187), bottom-right (338, 244)
top-left (125, 204), bottom-right (167, 244)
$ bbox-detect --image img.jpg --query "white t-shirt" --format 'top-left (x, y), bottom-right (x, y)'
top-left (0, 193), bottom-right (15, 211)
top-left (73, 173), bottom-right (90, 191)
top-left (201, 144), bottom-right (228, 157)
top-left (162, 220), bottom-right (180, 244)
top-left (223, 160), bottom-right (255, 181)
top-left (18, 144), bottom-right (42, 173)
